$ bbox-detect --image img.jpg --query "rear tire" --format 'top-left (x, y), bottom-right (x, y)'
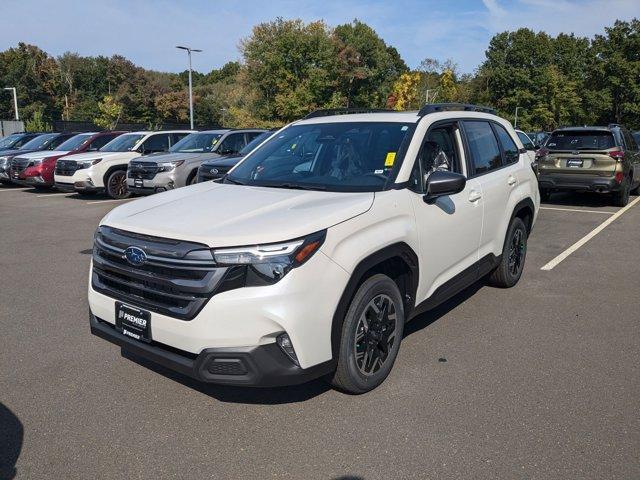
top-left (488, 217), bottom-right (528, 288)
top-left (613, 178), bottom-right (630, 207)
top-left (106, 170), bottom-right (131, 200)
top-left (330, 274), bottom-right (405, 394)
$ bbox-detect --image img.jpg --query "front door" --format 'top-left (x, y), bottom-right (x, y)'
top-left (409, 122), bottom-right (484, 303)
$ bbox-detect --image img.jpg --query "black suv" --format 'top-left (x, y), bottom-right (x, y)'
top-left (536, 125), bottom-right (640, 206)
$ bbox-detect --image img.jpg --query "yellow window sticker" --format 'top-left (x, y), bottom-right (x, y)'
top-left (385, 152), bottom-right (396, 167)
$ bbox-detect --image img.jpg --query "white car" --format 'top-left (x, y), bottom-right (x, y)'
top-left (88, 104), bottom-right (539, 393)
top-left (54, 130), bottom-right (193, 198)
top-left (515, 129), bottom-right (537, 164)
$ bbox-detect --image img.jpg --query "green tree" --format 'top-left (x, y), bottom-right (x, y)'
top-left (94, 95), bottom-right (123, 129)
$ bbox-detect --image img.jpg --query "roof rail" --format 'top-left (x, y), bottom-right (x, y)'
top-left (417, 103), bottom-right (496, 117)
top-left (607, 123), bottom-right (621, 129)
top-left (304, 108), bottom-right (394, 119)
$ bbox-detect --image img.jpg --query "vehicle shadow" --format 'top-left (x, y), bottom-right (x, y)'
top-left (403, 280), bottom-right (484, 339)
top-left (123, 280), bottom-right (486, 405)
top-left (0, 403), bottom-right (23, 480)
top-left (543, 191), bottom-right (622, 208)
top-left (122, 351), bottom-right (332, 405)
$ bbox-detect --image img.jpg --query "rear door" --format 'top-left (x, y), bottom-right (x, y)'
top-left (141, 133), bottom-right (171, 154)
top-left (462, 120), bottom-right (521, 258)
top-left (543, 130), bottom-right (618, 177)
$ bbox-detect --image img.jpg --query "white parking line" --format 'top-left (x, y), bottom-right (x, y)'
top-left (541, 196), bottom-right (640, 271)
top-left (540, 206), bottom-right (614, 215)
top-left (0, 188), bottom-right (29, 193)
top-left (36, 193), bottom-right (72, 198)
top-left (86, 199), bottom-right (132, 205)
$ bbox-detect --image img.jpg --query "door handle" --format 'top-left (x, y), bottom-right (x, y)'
top-left (507, 175), bottom-right (517, 186)
top-left (468, 190), bottom-right (482, 202)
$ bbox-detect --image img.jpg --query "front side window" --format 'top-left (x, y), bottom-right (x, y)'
top-left (100, 134), bottom-right (145, 152)
top-left (410, 124), bottom-right (461, 192)
top-left (546, 131), bottom-right (615, 151)
top-left (170, 133), bottom-right (223, 153)
top-left (464, 121), bottom-right (503, 174)
top-left (216, 133), bottom-right (247, 155)
top-left (494, 125), bottom-right (519, 164)
top-left (142, 134), bottom-right (170, 153)
top-left (56, 134), bottom-right (92, 152)
top-left (227, 122), bottom-right (413, 192)
top-left (88, 134), bottom-right (120, 151)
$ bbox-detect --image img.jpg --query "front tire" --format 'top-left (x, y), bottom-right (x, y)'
top-left (330, 274), bottom-right (405, 394)
top-left (488, 217), bottom-right (528, 288)
top-left (106, 170), bottom-right (131, 200)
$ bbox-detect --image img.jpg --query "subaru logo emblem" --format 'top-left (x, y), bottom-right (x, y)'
top-left (124, 246), bottom-right (147, 266)
top-left (210, 168), bottom-right (219, 174)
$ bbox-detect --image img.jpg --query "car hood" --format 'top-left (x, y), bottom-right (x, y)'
top-left (133, 152), bottom-right (205, 163)
top-left (58, 151), bottom-right (134, 162)
top-left (14, 150), bottom-right (72, 160)
top-left (201, 154), bottom-right (242, 168)
top-left (0, 148), bottom-right (37, 158)
top-left (101, 182), bottom-right (374, 247)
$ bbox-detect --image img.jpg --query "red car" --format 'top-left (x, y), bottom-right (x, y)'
top-left (11, 131), bottom-right (126, 188)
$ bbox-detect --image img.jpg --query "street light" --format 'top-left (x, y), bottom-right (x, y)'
top-left (514, 106), bottom-right (522, 128)
top-left (3, 87), bottom-right (19, 120)
top-left (176, 46), bottom-right (202, 130)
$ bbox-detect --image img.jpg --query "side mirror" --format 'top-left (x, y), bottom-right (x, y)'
top-left (423, 170), bottom-right (466, 204)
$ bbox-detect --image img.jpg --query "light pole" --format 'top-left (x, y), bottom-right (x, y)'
top-left (3, 87), bottom-right (19, 120)
top-left (176, 46), bottom-right (202, 129)
top-left (514, 106), bottom-right (521, 128)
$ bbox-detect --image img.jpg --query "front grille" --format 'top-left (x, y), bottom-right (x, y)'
top-left (10, 157), bottom-right (32, 176)
top-left (200, 165), bottom-right (231, 181)
top-left (55, 159), bottom-right (83, 176)
top-left (128, 161), bottom-right (159, 180)
top-left (92, 226), bottom-right (234, 320)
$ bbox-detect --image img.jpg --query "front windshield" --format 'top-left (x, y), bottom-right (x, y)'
top-left (20, 133), bottom-right (58, 150)
top-left (100, 134), bottom-right (145, 152)
top-left (0, 134), bottom-right (23, 149)
top-left (56, 133), bottom-right (92, 152)
top-left (227, 122), bottom-right (413, 192)
top-left (170, 132), bottom-right (223, 153)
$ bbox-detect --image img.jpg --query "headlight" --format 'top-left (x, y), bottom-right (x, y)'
top-left (0, 156), bottom-right (8, 166)
top-left (157, 160), bottom-right (185, 172)
top-left (80, 158), bottom-right (102, 169)
top-left (212, 230), bottom-right (326, 285)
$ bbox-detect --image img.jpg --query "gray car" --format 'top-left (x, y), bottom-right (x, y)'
top-left (127, 129), bottom-right (266, 194)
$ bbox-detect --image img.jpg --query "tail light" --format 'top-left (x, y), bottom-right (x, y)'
top-left (614, 171), bottom-right (624, 184)
top-left (535, 147), bottom-right (549, 160)
top-left (609, 149), bottom-right (624, 161)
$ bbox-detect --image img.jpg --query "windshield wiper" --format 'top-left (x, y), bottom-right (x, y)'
top-left (223, 176), bottom-right (245, 185)
top-left (265, 182), bottom-right (327, 191)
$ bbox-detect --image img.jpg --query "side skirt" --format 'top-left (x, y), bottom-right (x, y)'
top-left (408, 254), bottom-right (500, 320)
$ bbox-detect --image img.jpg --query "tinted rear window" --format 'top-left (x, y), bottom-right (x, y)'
top-left (546, 131), bottom-right (615, 151)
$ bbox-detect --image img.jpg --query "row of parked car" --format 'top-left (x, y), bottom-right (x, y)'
top-left (0, 128), bottom-right (272, 199)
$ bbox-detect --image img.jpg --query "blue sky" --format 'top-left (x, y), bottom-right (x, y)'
top-left (1, 0), bottom-right (638, 73)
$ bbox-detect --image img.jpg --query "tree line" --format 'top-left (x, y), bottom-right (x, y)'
top-left (0, 17), bottom-right (638, 132)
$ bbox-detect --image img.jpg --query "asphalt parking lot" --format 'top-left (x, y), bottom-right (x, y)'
top-left (1, 186), bottom-right (639, 480)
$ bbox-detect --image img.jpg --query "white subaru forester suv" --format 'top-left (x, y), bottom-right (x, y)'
top-left (89, 104), bottom-right (539, 394)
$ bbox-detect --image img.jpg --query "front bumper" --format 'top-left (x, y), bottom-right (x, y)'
top-left (90, 313), bottom-right (333, 386)
top-left (55, 180), bottom-right (102, 193)
top-left (537, 173), bottom-right (620, 192)
top-left (126, 171), bottom-right (178, 194)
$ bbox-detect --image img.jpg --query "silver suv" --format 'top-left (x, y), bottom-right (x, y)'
top-left (127, 129), bottom-right (266, 194)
